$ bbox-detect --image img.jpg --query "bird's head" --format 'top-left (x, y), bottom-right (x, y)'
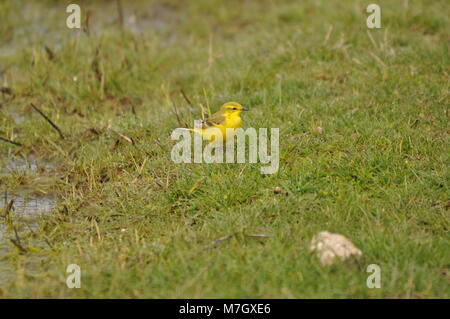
top-left (220, 102), bottom-right (249, 115)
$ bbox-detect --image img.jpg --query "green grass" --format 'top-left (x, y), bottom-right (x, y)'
top-left (0, 0), bottom-right (449, 298)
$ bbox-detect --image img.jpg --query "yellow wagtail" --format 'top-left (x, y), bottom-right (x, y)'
top-left (188, 102), bottom-right (249, 143)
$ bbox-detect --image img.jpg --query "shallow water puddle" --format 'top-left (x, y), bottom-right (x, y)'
top-left (0, 193), bottom-right (55, 286)
top-left (1, 156), bottom-right (56, 175)
top-left (0, 193), bottom-right (55, 219)
top-left (0, 166), bottom-right (56, 286)
top-left (0, 1), bottom-right (179, 58)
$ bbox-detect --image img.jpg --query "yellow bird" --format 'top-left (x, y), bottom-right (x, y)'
top-left (189, 102), bottom-right (249, 143)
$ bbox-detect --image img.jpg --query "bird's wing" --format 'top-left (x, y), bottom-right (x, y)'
top-left (201, 111), bottom-right (225, 128)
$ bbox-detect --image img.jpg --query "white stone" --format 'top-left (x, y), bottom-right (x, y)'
top-left (310, 231), bottom-right (362, 266)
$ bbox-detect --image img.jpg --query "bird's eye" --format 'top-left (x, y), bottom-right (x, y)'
top-left (233, 107), bottom-right (237, 110)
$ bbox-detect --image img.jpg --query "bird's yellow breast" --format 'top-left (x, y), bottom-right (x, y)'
top-left (224, 113), bottom-right (243, 129)
top-left (202, 113), bottom-right (242, 142)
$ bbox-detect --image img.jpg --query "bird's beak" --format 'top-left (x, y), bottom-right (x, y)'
top-left (242, 107), bottom-right (249, 111)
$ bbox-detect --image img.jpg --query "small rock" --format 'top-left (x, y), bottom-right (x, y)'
top-left (274, 186), bottom-right (282, 194)
top-left (310, 231), bottom-right (362, 266)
